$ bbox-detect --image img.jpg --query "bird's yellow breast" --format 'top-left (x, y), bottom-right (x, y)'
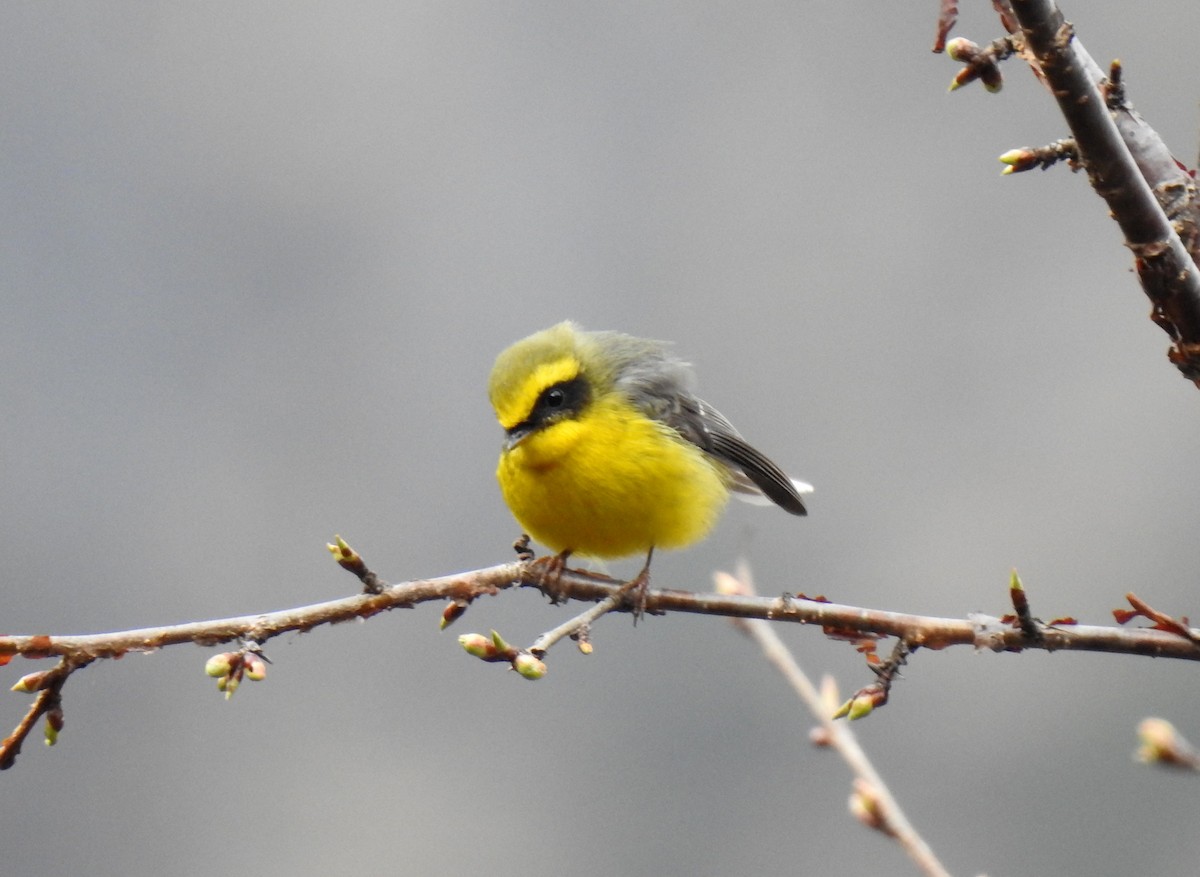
top-left (496, 393), bottom-right (729, 558)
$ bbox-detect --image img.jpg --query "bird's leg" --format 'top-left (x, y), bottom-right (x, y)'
top-left (532, 548), bottom-right (575, 603)
top-left (624, 546), bottom-right (654, 623)
top-left (548, 549), bottom-right (573, 580)
top-left (527, 548), bottom-right (656, 655)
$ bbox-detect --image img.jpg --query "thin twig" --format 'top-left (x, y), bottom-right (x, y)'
top-left (0, 562), bottom-right (528, 661)
top-left (1, 657), bottom-right (83, 770)
top-left (740, 614), bottom-right (952, 877)
top-left (528, 578), bottom-right (638, 657)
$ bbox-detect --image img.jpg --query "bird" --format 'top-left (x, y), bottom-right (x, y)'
top-left (488, 321), bottom-right (811, 601)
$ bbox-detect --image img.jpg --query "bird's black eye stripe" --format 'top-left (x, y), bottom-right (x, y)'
top-left (506, 377), bottom-right (591, 441)
top-left (531, 377), bottom-right (589, 424)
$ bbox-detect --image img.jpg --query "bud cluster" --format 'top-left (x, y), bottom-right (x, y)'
top-left (458, 630), bottom-right (547, 680)
top-left (204, 646), bottom-right (269, 699)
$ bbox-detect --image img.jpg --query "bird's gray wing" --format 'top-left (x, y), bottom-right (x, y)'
top-left (610, 345), bottom-right (809, 516)
top-left (668, 396), bottom-right (809, 516)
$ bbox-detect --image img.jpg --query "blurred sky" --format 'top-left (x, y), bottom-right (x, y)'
top-left (4, 3), bottom-right (1200, 875)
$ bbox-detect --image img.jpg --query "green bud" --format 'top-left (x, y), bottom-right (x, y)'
top-left (846, 694), bottom-right (875, 721)
top-left (243, 654), bottom-right (267, 681)
top-left (205, 653), bottom-right (233, 678)
top-left (11, 671), bottom-right (50, 693)
top-left (218, 675), bottom-right (240, 699)
top-left (459, 633), bottom-right (497, 659)
top-left (513, 652), bottom-right (547, 680)
top-left (944, 37), bottom-right (977, 61)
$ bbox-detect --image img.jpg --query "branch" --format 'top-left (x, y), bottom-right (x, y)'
top-left (721, 568), bottom-right (952, 877)
top-left (0, 561), bottom-right (528, 662)
top-left (1010, 0), bottom-right (1200, 358)
top-left (0, 555), bottom-right (528, 768)
top-left (3, 560), bottom-right (1197, 666)
top-left (532, 573), bottom-right (1200, 662)
top-left (1, 658), bottom-right (74, 769)
top-left (947, 0), bottom-right (1200, 384)
top-left (4, 546), bottom-right (1198, 769)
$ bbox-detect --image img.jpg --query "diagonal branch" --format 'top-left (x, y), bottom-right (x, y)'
top-left (741, 615), bottom-right (951, 877)
top-left (1004, 0), bottom-right (1200, 382)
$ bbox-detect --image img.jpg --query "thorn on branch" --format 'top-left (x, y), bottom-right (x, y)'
top-left (1101, 58), bottom-right (1126, 109)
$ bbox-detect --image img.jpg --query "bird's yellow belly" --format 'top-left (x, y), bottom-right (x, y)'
top-left (497, 405), bottom-right (729, 558)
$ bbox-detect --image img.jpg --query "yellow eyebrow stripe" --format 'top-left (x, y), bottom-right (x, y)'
top-left (496, 356), bottom-right (581, 430)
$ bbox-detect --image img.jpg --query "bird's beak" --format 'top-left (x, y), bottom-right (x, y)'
top-left (503, 424), bottom-right (531, 451)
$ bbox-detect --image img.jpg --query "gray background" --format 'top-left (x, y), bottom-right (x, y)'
top-left (4, 3), bottom-right (1200, 875)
